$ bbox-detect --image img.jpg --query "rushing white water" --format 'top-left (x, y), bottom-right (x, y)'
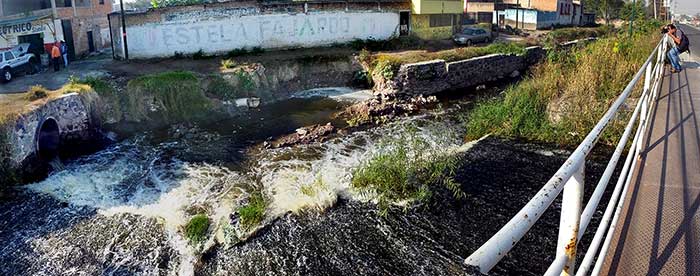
top-left (23, 111), bottom-right (464, 275)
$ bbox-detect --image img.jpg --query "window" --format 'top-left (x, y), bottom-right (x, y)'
top-left (99, 0), bottom-right (104, 4)
top-left (476, 29), bottom-right (486, 34)
top-left (4, 52), bottom-right (14, 61)
top-left (463, 29), bottom-right (475, 35)
top-left (430, 14), bottom-right (454, 28)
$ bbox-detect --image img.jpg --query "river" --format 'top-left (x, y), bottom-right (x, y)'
top-left (0, 86), bottom-right (615, 276)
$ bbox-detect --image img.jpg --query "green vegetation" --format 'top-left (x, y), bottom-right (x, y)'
top-left (126, 71), bottom-right (211, 122)
top-left (545, 25), bottom-right (612, 45)
top-left (77, 77), bottom-right (115, 96)
top-left (26, 85), bottom-right (48, 101)
top-left (184, 214), bottom-right (210, 244)
top-left (352, 131), bottom-right (464, 214)
top-left (465, 22), bottom-right (661, 146)
top-left (221, 58), bottom-right (237, 69)
top-left (237, 192), bottom-right (268, 230)
top-left (205, 75), bottom-right (246, 101)
top-left (192, 49), bottom-right (211, 60)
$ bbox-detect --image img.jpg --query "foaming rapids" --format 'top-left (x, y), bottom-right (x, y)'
top-left (23, 112), bottom-right (464, 275)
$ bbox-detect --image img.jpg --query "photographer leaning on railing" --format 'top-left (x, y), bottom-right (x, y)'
top-left (662, 24), bottom-right (690, 73)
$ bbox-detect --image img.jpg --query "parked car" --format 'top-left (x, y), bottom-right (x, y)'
top-left (0, 43), bottom-right (40, 83)
top-left (453, 28), bottom-right (492, 46)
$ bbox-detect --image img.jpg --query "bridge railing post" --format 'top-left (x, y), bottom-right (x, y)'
top-left (556, 163), bottom-right (585, 276)
top-left (637, 63), bottom-right (653, 152)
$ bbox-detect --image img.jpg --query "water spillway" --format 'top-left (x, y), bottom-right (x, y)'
top-left (0, 88), bottom-right (615, 275)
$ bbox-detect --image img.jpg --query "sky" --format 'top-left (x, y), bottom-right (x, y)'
top-left (671, 0), bottom-right (700, 16)
top-left (118, 0), bottom-right (700, 16)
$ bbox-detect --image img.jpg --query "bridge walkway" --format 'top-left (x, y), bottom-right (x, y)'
top-left (600, 50), bottom-right (700, 275)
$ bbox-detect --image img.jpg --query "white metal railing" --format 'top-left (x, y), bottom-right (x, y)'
top-left (464, 35), bottom-right (670, 276)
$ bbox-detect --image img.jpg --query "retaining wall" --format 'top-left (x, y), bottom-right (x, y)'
top-left (8, 93), bottom-right (94, 167)
top-left (387, 46), bottom-right (546, 95)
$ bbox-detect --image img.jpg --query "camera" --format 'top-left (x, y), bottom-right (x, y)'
top-left (661, 27), bottom-right (669, 34)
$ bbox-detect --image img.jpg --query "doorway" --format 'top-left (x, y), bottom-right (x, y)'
top-left (18, 33), bottom-right (44, 58)
top-left (87, 31), bottom-right (95, 52)
top-left (399, 11), bottom-right (410, 36)
top-left (61, 20), bottom-right (76, 60)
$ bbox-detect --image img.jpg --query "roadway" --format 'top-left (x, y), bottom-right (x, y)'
top-left (599, 25), bottom-right (700, 275)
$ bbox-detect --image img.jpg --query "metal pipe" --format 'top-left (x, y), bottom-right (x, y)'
top-left (463, 40), bottom-right (662, 274)
top-left (556, 164), bottom-right (585, 276)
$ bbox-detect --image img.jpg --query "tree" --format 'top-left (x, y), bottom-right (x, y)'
top-left (584, 0), bottom-right (625, 24)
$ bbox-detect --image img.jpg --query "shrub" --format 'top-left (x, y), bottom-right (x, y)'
top-left (184, 214), bottom-right (210, 244)
top-left (351, 131), bottom-right (464, 214)
top-left (79, 77), bottom-right (114, 96)
top-left (27, 85), bottom-right (48, 101)
top-left (221, 58), bottom-right (238, 69)
top-left (192, 49), bottom-right (210, 60)
top-left (250, 47), bottom-right (264, 55)
top-left (206, 75), bottom-right (245, 101)
top-left (226, 48), bottom-right (248, 58)
top-left (466, 29), bottom-right (659, 146)
top-left (126, 71), bottom-right (211, 122)
top-left (237, 192), bottom-right (267, 230)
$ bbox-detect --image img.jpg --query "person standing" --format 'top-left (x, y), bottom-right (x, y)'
top-left (51, 42), bottom-right (61, 72)
top-left (60, 40), bottom-right (68, 68)
top-left (666, 24), bottom-right (690, 73)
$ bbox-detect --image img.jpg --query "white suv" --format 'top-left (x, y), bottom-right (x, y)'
top-left (0, 43), bottom-right (40, 83)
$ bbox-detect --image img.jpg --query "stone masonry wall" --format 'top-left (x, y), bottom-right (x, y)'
top-left (386, 46), bottom-right (547, 95)
top-left (8, 93), bottom-right (93, 167)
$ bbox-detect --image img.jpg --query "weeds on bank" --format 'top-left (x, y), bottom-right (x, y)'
top-left (465, 22), bottom-right (661, 146)
top-left (351, 129), bottom-right (464, 214)
top-left (237, 191), bottom-right (268, 230)
top-left (545, 25), bottom-right (613, 45)
top-left (185, 214), bottom-right (210, 244)
top-left (126, 71), bottom-right (211, 121)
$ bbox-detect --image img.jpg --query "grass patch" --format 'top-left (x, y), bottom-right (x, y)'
top-left (205, 75), bottom-right (246, 101)
top-left (237, 191), bottom-right (268, 230)
top-left (465, 22), bottom-right (661, 146)
top-left (545, 25), bottom-right (612, 45)
top-left (184, 214), bottom-right (210, 244)
top-left (77, 76), bottom-right (115, 96)
top-left (26, 85), bottom-right (49, 101)
top-left (126, 71), bottom-right (211, 122)
top-left (351, 130), bottom-right (463, 214)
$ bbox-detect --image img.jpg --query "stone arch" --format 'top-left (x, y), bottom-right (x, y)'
top-left (36, 117), bottom-right (60, 161)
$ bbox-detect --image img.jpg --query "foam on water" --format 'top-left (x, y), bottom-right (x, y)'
top-left (23, 112), bottom-right (466, 275)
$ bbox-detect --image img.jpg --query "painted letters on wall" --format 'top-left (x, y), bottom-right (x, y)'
top-left (124, 12), bottom-right (400, 58)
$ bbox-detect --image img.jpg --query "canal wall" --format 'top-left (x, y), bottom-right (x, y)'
top-left (1, 92), bottom-right (99, 184)
top-left (379, 46), bottom-right (547, 95)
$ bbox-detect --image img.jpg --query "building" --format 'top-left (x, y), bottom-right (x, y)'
top-left (409, 0), bottom-right (463, 39)
top-left (0, 0), bottom-right (112, 62)
top-left (494, 0), bottom-right (583, 30)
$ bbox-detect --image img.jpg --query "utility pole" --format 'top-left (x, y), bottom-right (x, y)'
top-left (653, 0), bottom-right (657, 20)
top-left (515, 0), bottom-right (519, 30)
top-left (50, 0), bottom-right (58, 41)
top-left (628, 0), bottom-right (636, 37)
top-left (119, 0), bottom-right (129, 60)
